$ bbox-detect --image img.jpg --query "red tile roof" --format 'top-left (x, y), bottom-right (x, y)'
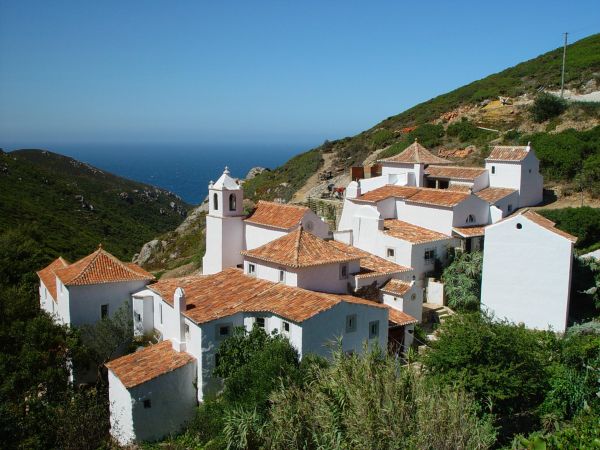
top-left (328, 240), bottom-right (412, 278)
top-left (37, 257), bottom-right (69, 300)
top-left (486, 146), bottom-right (529, 162)
top-left (380, 279), bottom-right (412, 296)
top-left (54, 247), bottom-right (154, 286)
top-left (404, 189), bottom-right (470, 207)
top-left (424, 165), bottom-right (487, 181)
top-left (452, 225), bottom-right (487, 238)
top-left (387, 308), bottom-right (418, 326)
top-left (379, 140), bottom-right (451, 165)
top-left (241, 228), bottom-right (359, 268)
top-left (149, 268), bottom-right (386, 325)
top-left (384, 219), bottom-right (452, 244)
top-left (106, 340), bottom-right (195, 389)
top-left (354, 185), bottom-right (421, 203)
top-left (475, 187), bottom-right (517, 203)
top-left (520, 210), bottom-right (577, 243)
top-left (244, 201), bottom-right (309, 230)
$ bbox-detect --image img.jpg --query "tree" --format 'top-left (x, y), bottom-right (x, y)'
top-left (263, 347), bottom-right (496, 450)
top-left (421, 313), bottom-right (555, 430)
top-left (530, 93), bottom-right (567, 123)
top-left (76, 303), bottom-right (135, 381)
top-left (442, 250), bottom-right (483, 311)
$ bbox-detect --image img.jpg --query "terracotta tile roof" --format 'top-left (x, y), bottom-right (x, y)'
top-left (54, 247), bottom-right (154, 286)
top-left (378, 140), bottom-right (452, 165)
top-left (424, 165), bottom-right (486, 181)
top-left (486, 146), bottom-right (529, 162)
top-left (404, 188), bottom-right (470, 207)
top-left (388, 307), bottom-right (418, 326)
top-left (452, 225), bottom-right (487, 238)
top-left (355, 185), bottom-right (421, 204)
top-left (328, 240), bottom-right (412, 278)
top-left (520, 210), bottom-right (577, 243)
top-left (241, 228), bottom-right (359, 268)
top-left (384, 219), bottom-right (452, 244)
top-left (244, 201), bottom-right (309, 230)
top-left (380, 279), bottom-right (412, 296)
top-left (447, 184), bottom-right (472, 193)
top-left (106, 340), bottom-right (195, 389)
top-left (475, 187), bottom-right (517, 203)
top-left (149, 268), bottom-right (386, 324)
top-left (37, 257), bottom-right (69, 301)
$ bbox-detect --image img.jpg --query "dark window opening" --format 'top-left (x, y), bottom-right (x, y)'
top-left (516, 223), bottom-right (522, 229)
top-left (143, 399), bottom-right (151, 409)
top-left (213, 193), bottom-right (219, 210)
top-left (369, 320), bottom-right (379, 338)
top-left (101, 304), bottom-right (109, 319)
top-left (491, 166), bottom-right (496, 174)
top-left (255, 317), bottom-right (265, 328)
top-left (346, 314), bottom-right (357, 333)
top-left (229, 193), bottom-right (236, 211)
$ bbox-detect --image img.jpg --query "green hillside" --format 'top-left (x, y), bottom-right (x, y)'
top-left (0, 149), bottom-right (190, 262)
top-left (246, 33), bottom-right (600, 201)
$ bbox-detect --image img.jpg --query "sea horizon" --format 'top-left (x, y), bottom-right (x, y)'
top-left (3, 142), bottom-right (317, 204)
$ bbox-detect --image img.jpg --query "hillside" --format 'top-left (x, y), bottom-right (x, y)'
top-left (246, 33), bottom-right (600, 202)
top-left (0, 149), bottom-right (190, 263)
top-left (140, 33), bottom-right (600, 275)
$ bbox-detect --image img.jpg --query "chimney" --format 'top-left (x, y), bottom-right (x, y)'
top-left (345, 181), bottom-right (361, 199)
top-left (172, 287), bottom-right (186, 352)
top-left (525, 141), bottom-right (531, 152)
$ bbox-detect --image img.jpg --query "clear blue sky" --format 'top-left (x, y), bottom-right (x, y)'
top-left (1, 0), bottom-right (598, 149)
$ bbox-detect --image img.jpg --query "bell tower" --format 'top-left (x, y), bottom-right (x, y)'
top-left (202, 167), bottom-right (245, 274)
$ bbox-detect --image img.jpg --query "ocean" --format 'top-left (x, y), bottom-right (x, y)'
top-left (22, 142), bottom-right (312, 204)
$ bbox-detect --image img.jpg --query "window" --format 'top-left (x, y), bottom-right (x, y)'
top-left (282, 321), bottom-right (290, 333)
top-left (345, 314), bottom-right (357, 333)
top-left (135, 312), bottom-right (141, 322)
top-left (529, 169), bottom-right (532, 173)
top-left (159, 304), bottom-right (163, 324)
top-left (216, 323), bottom-right (232, 339)
top-left (516, 223), bottom-right (522, 230)
top-left (184, 323), bottom-right (190, 340)
top-left (44, 287), bottom-right (47, 299)
top-left (508, 204), bottom-right (513, 213)
top-left (248, 263), bottom-right (256, 276)
top-left (279, 269), bottom-right (285, 283)
top-left (255, 317), bottom-right (265, 329)
top-left (229, 193), bottom-right (236, 211)
top-left (411, 293), bottom-right (417, 301)
top-left (491, 166), bottom-right (496, 174)
top-left (143, 399), bottom-right (151, 409)
top-left (386, 248), bottom-right (395, 259)
top-left (424, 248), bottom-right (436, 265)
top-left (213, 193), bottom-right (218, 210)
top-left (369, 320), bottom-right (380, 339)
top-left (466, 214), bottom-right (475, 224)
top-left (101, 304), bottom-right (109, 319)
top-left (340, 263), bottom-right (348, 280)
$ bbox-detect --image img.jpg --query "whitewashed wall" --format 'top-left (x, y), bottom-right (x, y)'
top-left (296, 261), bottom-right (360, 294)
top-left (39, 281), bottom-right (55, 316)
top-left (202, 215), bottom-right (244, 274)
top-left (481, 215), bottom-right (573, 332)
top-left (244, 223), bottom-right (289, 250)
top-left (132, 293), bottom-right (154, 337)
top-left (397, 202), bottom-right (454, 234)
top-left (519, 152), bottom-right (544, 207)
top-left (382, 283), bottom-right (423, 322)
top-left (66, 280), bottom-right (148, 327)
top-left (486, 160), bottom-right (522, 191)
top-left (451, 195), bottom-right (490, 228)
top-left (302, 302), bottom-right (388, 356)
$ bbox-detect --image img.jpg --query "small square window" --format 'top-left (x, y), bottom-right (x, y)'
top-left (386, 248), bottom-right (395, 259)
top-left (345, 314), bottom-right (357, 333)
top-left (216, 323), bottom-right (232, 339)
top-left (248, 263), bottom-right (256, 276)
top-left (424, 249), bottom-right (436, 264)
top-left (143, 399), bottom-right (151, 409)
top-left (283, 321), bottom-right (290, 333)
top-left (369, 320), bottom-right (379, 339)
top-left (101, 304), bottom-right (109, 319)
top-left (279, 269), bottom-right (285, 283)
top-left (508, 204), bottom-right (513, 213)
top-left (255, 317), bottom-right (265, 329)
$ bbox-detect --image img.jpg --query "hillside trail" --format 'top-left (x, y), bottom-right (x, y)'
top-left (291, 151), bottom-right (336, 203)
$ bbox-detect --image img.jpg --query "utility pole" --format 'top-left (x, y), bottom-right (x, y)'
top-left (561, 32), bottom-right (568, 98)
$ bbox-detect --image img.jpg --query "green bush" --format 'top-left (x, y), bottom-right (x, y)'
top-left (538, 207), bottom-right (600, 250)
top-left (531, 93), bottom-right (567, 123)
top-left (441, 250), bottom-right (483, 311)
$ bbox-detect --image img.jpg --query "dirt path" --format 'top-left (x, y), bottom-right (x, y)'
top-left (291, 151), bottom-right (336, 203)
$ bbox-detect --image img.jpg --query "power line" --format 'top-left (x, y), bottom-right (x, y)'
top-left (560, 32), bottom-right (568, 98)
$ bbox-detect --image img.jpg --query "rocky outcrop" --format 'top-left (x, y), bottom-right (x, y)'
top-left (244, 166), bottom-right (267, 181)
top-left (133, 239), bottom-right (167, 266)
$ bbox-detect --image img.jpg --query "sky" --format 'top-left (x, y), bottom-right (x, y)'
top-left (1, 0), bottom-right (599, 150)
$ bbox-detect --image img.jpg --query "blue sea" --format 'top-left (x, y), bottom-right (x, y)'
top-left (16, 143), bottom-right (313, 204)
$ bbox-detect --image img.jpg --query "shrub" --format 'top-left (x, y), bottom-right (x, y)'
top-left (441, 250), bottom-right (483, 311)
top-left (530, 93), bottom-right (567, 122)
top-left (538, 207), bottom-right (600, 250)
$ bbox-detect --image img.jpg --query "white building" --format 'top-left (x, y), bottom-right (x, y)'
top-left (37, 246), bottom-right (154, 327)
top-left (107, 267), bottom-right (389, 445)
top-left (202, 167), bottom-right (329, 275)
top-left (481, 209), bottom-right (577, 332)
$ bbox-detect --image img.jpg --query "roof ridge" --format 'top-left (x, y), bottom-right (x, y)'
top-left (293, 227), bottom-right (302, 265)
top-left (66, 248), bottom-right (103, 284)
